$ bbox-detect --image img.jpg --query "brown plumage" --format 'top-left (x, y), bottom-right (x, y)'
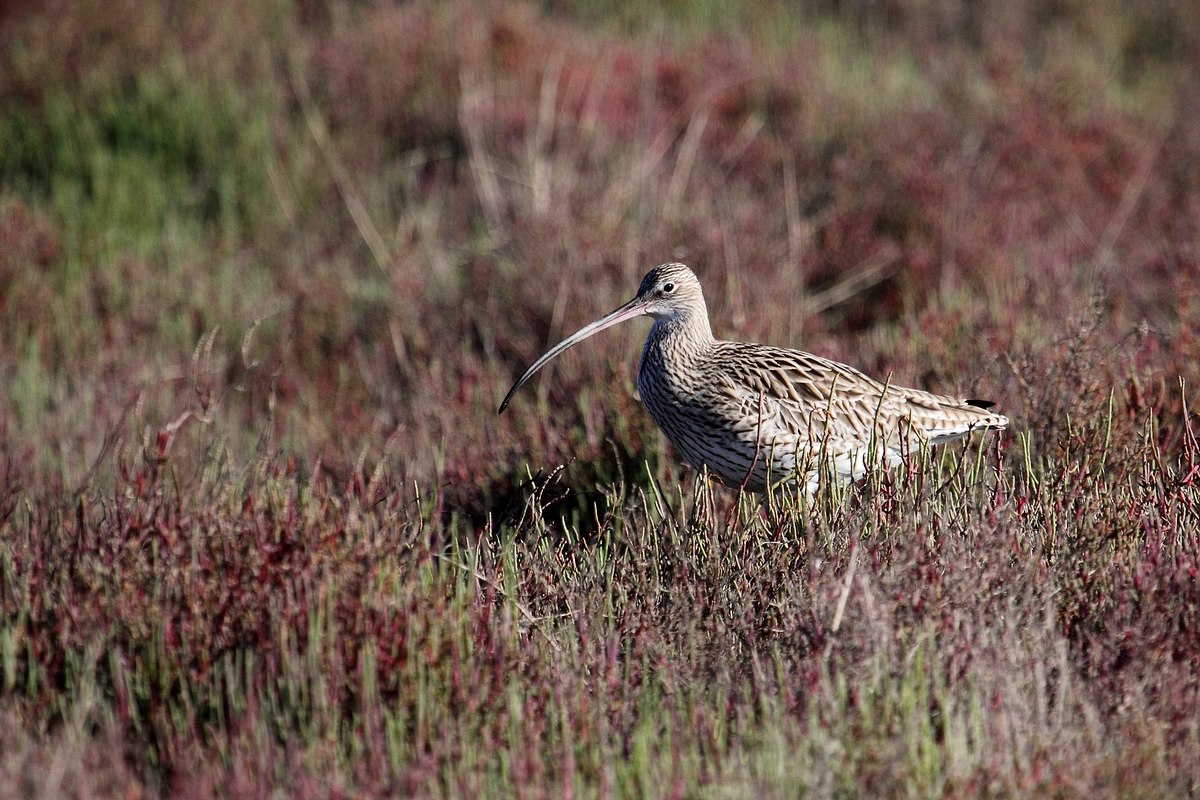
top-left (500, 263), bottom-right (1007, 493)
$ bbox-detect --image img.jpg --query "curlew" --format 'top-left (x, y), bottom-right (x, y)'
top-left (499, 263), bottom-right (1007, 494)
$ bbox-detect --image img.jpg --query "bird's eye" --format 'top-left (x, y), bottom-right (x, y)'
top-left (662, 282), bottom-right (675, 294)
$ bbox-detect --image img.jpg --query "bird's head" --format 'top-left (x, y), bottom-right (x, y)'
top-left (634, 263), bottom-right (706, 323)
top-left (498, 262), bottom-right (710, 413)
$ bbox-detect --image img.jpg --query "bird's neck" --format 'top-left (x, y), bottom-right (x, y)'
top-left (645, 311), bottom-right (714, 362)
top-left (638, 310), bottom-right (714, 400)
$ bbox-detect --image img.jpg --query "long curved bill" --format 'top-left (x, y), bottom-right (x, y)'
top-left (498, 295), bottom-right (650, 414)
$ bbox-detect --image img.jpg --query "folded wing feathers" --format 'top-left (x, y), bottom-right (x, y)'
top-left (711, 342), bottom-right (1008, 448)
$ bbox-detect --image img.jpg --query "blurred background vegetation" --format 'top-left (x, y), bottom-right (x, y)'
top-left (2, 0), bottom-right (1197, 500)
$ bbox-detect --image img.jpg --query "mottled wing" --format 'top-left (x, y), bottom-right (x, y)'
top-left (709, 342), bottom-right (1007, 458)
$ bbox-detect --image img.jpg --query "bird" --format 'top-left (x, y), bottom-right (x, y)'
top-left (499, 263), bottom-right (1008, 494)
